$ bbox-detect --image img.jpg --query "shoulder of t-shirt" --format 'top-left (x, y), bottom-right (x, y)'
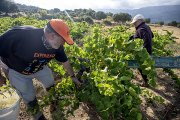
top-left (10, 26), bottom-right (43, 31)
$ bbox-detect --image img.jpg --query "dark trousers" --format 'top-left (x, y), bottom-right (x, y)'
top-left (138, 50), bottom-right (151, 83)
top-left (138, 68), bottom-right (148, 83)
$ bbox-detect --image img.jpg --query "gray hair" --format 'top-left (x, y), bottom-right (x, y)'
top-left (44, 25), bottom-right (53, 34)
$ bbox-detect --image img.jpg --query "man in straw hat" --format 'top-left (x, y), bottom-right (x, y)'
top-left (129, 14), bottom-right (154, 87)
top-left (0, 19), bottom-right (81, 120)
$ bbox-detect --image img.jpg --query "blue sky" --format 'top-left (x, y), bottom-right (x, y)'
top-left (14, 0), bottom-right (180, 10)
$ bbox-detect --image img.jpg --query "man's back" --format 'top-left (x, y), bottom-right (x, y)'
top-left (135, 22), bottom-right (154, 54)
top-left (0, 26), bottom-right (56, 74)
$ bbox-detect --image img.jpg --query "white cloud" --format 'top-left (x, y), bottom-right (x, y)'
top-left (14, 0), bottom-right (180, 10)
top-left (110, 0), bottom-right (180, 9)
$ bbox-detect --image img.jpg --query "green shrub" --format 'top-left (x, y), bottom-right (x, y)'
top-left (103, 20), bottom-right (112, 26)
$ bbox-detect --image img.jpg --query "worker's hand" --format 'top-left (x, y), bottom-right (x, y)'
top-left (71, 77), bottom-right (82, 86)
top-left (129, 35), bottom-right (134, 41)
top-left (0, 75), bottom-right (6, 87)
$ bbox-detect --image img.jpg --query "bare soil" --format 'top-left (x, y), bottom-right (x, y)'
top-left (149, 25), bottom-right (180, 44)
top-left (133, 68), bottom-right (180, 120)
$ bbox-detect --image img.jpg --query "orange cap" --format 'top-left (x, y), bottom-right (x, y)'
top-left (49, 19), bottom-right (74, 45)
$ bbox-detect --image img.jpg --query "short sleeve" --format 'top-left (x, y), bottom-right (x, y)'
top-left (55, 46), bottom-right (68, 62)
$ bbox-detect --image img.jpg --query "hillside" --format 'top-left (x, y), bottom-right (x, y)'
top-left (97, 5), bottom-right (180, 23)
top-left (1, 1), bottom-right (180, 24)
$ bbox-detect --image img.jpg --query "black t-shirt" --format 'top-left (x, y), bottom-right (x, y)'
top-left (0, 26), bottom-right (68, 75)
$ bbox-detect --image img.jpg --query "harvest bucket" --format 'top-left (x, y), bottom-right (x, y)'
top-left (0, 89), bottom-right (20, 120)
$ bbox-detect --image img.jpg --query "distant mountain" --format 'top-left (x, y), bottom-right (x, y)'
top-left (9, 3), bottom-right (180, 23)
top-left (96, 5), bottom-right (180, 23)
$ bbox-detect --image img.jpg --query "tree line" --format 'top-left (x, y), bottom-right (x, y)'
top-left (0, 0), bottom-right (132, 24)
top-left (0, 0), bottom-right (179, 27)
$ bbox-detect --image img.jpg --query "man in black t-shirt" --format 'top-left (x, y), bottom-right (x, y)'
top-left (0, 19), bottom-right (81, 120)
top-left (129, 14), bottom-right (154, 87)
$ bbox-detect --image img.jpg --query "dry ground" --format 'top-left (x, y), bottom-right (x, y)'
top-left (149, 25), bottom-right (180, 44)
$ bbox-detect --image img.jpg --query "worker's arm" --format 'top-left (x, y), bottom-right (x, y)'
top-left (62, 60), bottom-right (82, 85)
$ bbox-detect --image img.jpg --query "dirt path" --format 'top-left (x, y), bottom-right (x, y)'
top-left (133, 69), bottom-right (180, 120)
